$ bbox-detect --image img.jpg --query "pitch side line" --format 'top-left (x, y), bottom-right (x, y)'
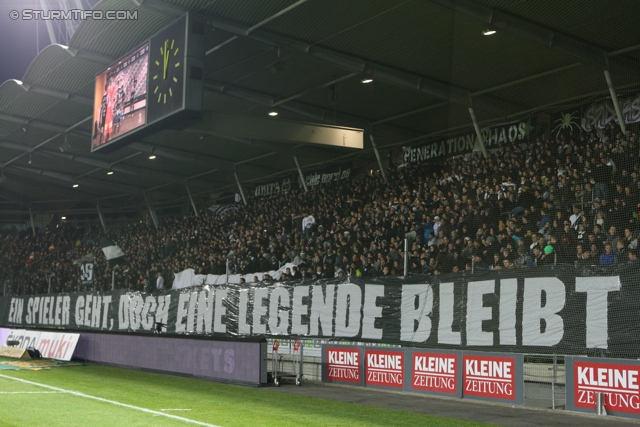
top-left (0, 391), bottom-right (60, 394)
top-left (0, 374), bottom-right (221, 427)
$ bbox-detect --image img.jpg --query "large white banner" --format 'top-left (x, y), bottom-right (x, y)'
top-left (172, 262), bottom-right (299, 290)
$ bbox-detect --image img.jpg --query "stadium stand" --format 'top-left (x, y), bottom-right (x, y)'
top-left (0, 1), bottom-right (637, 300)
top-left (2, 120), bottom-right (639, 295)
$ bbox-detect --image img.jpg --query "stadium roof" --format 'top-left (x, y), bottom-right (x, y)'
top-left (0, 0), bottom-right (638, 220)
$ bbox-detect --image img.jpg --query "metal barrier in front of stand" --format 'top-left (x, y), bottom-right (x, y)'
top-left (271, 339), bottom-right (280, 386)
top-left (523, 354), bottom-right (565, 409)
top-left (270, 339), bottom-right (303, 387)
top-left (595, 392), bottom-right (607, 416)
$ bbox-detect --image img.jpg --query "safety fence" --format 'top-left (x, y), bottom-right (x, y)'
top-left (267, 339), bottom-right (640, 417)
top-left (523, 354), bottom-right (565, 409)
top-left (268, 339), bottom-right (567, 408)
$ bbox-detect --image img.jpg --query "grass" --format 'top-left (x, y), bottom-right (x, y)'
top-left (0, 361), bottom-right (500, 427)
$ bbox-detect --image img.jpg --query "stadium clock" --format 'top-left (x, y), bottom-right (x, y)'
top-left (147, 15), bottom-right (187, 123)
top-left (151, 37), bottom-right (181, 105)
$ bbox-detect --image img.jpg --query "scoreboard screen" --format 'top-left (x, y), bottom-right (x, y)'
top-left (92, 43), bottom-right (149, 152)
top-left (91, 12), bottom-right (204, 154)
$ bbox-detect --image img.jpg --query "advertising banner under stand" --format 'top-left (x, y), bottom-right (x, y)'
top-left (405, 349), bottom-right (462, 398)
top-left (253, 175), bottom-right (293, 198)
top-left (2, 329), bottom-right (79, 361)
top-left (2, 265), bottom-right (640, 358)
top-left (566, 357), bottom-right (640, 419)
top-left (296, 163), bottom-right (352, 189)
top-left (253, 163), bottom-right (353, 198)
top-left (462, 351), bottom-right (524, 405)
top-left (73, 333), bottom-right (266, 386)
top-left (321, 344), bottom-right (521, 404)
top-left (5, 329), bottom-right (40, 350)
top-left (364, 348), bottom-right (405, 389)
top-left (322, 344), bottom-right (363, 386)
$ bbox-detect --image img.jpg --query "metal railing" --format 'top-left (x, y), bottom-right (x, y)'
top-left (523, 354), bottom-right (565, 409)
top-left (264, 340), bottom-right (569, 411)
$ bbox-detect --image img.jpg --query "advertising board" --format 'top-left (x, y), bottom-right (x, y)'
top-left (322, 345), bottom-right (363, 385)
top-left (406, 349), bottom-right (462, 397)
top-left (462, 352), bottom-right (524, 404)
top-left (567, 357), bottom-right (640, 419)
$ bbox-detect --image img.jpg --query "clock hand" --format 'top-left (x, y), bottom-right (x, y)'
top-left (163, 40), bottom-right (169, 79)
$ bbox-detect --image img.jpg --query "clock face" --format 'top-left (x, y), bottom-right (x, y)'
top-left (147, 16), bottom-right (186, 123)
top-left (152, 38), bottom-right (181, 104)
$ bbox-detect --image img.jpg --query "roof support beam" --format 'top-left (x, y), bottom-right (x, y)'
top-left (185, 184), bottom-right (198, 217)
top-left (205, 146), bottom-right (366, 196)
top-left (185, 127), bottom-right (353, 167)
top-left (372, 102), bottom-right (448, 126)
top-left (129, 142), bottom-right (235, 171)
top-left (204, 80), bottom-right (420, 142)
top-left (133, 0), bottom-right (186, 17)
top-left (233, 172), bottom-right (247, 206)
top-left (0, 186), bottom-right (33, 210)
top-left (0, 171), bottom-right (110, 206)
top-left (1, 114), bottom-right (93, 169)
top-left (8, 165), bottom-right (179, 200)
top-left (271, 73), bottom-right (358, 107)
top-left (29, 207), bottom-right (36, 236)
top-left (604, 70), bottom-right (627, 136)
top-left (205, 81), bottom-right (327, 122)
top-left (206, 0), bottom-right (310, 56)
top-left (204, 16), bottom-right (520, 114)
top-left (96, 200), bottom-right (108, 233)
top-left (144, 191), bottom-right (159, 229)
top-left (38, 0), bottom-right (58, 45)
top-left (189, 112), bottom-right (364, 149)
top-left (0, 113), bottom-right (28, 126)
top-left (0, 113), bottom-right (90, 137)
top-left (293, 154), bottom-right (308, 193)
top-left (371, 60), bottom-right (607, 127)
top-left (19, 82), bottom-right (93, 106)
top-left (502, 81), bottom-right (640, 122)
top-left (129, 141), bottom-right (279, 176)
top-left (369, 134), bottom-right (387, 182)
top-left (426, 0), bottom-right (638, 77)
top-left (67, 47), bottom-right (115, 65)
top-left (468, 106), bottom-right (487, 159)
top-left (33, 148), bottom-right (192, 184)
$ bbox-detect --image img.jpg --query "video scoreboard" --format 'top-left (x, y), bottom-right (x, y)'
top-left (91, 12), bottom-right (204, 153)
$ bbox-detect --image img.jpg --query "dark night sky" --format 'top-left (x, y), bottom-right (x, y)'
top-left (0, 1), bottom-right (42, 84)
top-left (0, 0), bottom-right (99, 85)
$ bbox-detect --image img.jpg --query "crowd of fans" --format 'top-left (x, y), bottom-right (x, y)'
top-left (1, 121), bottom-right (639, 295)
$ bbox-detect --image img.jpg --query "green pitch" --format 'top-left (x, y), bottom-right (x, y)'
top-left (0, 361), bottom-right (499, 427)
